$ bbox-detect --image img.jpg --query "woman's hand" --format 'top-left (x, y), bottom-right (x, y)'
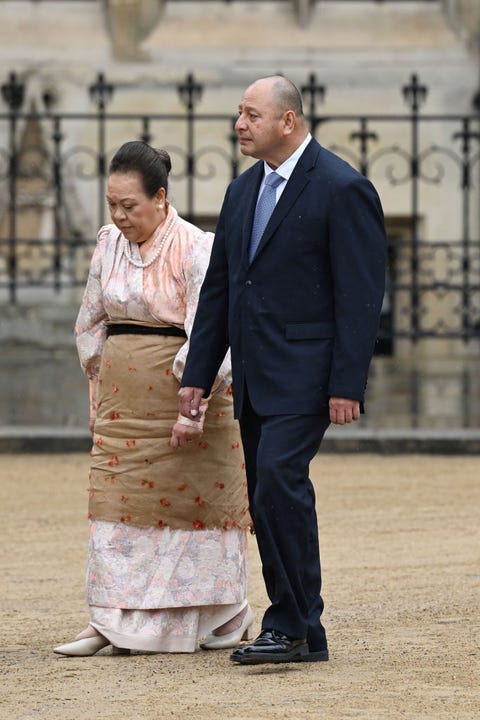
top-left (169, 421), bottom-right (203, 449)
top-left (171, 390), bottom-right (208, 448)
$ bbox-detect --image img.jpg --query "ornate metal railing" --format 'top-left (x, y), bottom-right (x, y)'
top-left (0, 70), bottom-right (479, 346)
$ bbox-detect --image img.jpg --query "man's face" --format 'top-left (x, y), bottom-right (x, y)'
top-left (234, 80), bottom-right (285, 163)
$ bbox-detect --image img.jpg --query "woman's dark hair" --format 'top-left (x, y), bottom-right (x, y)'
top-left (109, 141), bottom-right (172, 197)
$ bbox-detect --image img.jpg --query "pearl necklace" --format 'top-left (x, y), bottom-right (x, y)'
top-left (123, 215), bottom-right (176, 269)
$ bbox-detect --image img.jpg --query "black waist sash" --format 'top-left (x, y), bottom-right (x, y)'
top-left (106, 323), bottom-right (187, 339)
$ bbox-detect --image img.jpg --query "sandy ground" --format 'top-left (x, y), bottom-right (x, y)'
top-left (0, 451), bottom-right (479, 720)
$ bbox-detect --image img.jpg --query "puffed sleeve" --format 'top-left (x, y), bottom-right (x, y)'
top-left (75, 226), bottom-right (110, 380)
top-left (172, 227), bottom-right (232, 394)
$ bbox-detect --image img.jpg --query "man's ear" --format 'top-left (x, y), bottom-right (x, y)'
top-left (282, 110), bottom-right (296, 135)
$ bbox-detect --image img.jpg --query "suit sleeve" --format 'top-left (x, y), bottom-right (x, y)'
top-left (172, 229), bottom-right (232, 395)
top-left (180, 191), bottom-right (231, 395)
top-left (327, 175), bottom-right (386, 401)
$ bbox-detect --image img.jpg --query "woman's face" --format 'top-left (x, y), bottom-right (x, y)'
top-left (106, 171), bottom-right (165, 245)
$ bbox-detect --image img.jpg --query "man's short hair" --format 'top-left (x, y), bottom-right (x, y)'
top-left (270, 76), bottom-right (304, 117)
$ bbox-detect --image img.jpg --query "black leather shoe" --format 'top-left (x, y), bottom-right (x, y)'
top-left (293, 647), bottom-right (329, 662)
top-left (230, 630), bottom-right (308, 665)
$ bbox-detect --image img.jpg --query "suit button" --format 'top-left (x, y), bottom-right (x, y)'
top-left (245, 280), bottom-right (252, 286)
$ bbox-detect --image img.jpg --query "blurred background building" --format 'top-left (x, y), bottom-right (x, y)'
top-left (0, 0), bottom-right (479, 440)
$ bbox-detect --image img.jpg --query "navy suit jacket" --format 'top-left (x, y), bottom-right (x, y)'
top-left (182, 137), bottom-right (387, 418)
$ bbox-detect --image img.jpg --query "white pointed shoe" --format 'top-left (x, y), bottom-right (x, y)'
top-left (200, 604), bottom-right (255, 650)
top-left (54, 635), bottom-right (110, 656)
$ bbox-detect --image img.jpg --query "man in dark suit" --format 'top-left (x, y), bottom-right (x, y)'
top-left (173, 76), bottom-right (386, 664)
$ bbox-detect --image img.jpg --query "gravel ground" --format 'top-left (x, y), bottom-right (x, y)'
top-left (1, 452), bottom-right (479, 720)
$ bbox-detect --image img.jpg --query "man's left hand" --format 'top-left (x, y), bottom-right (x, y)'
top-left (329, 397), bottom-right (360, 425)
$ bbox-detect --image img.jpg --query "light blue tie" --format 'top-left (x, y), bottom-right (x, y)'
top-left (249, 171), bottom-right (283, 263)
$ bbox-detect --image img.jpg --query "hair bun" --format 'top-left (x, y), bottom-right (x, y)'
top-left (156, 148), bottom-right (172, 174)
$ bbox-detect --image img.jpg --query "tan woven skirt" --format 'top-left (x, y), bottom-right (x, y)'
top-left (89, 333), bottom-right (249, 531)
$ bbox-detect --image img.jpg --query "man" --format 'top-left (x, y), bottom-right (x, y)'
top-left (172, 76), bottom-right (386, 664)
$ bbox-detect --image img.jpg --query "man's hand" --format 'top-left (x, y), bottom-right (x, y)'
top-left (178, 386), bottom-right (206, 421)
top-left (329, 396), bottom-right (360, 425)
top-left (171, 386), bottom-right (207, 449)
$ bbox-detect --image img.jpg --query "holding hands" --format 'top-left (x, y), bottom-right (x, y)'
top-left (170, 386), bottom-right (207, 448)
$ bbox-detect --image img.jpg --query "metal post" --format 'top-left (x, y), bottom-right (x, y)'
top-left (89, 73), bottom-right (114, 230)
top-left (140, 117), bottom-right (152, 145)
top-left (350, 118), bottom-right (378, 178)
top-left (229, 117), bottom-right (239, 181)
top-left (1, 72), bottom-right (24, 303)
top-left (402, 73), bottom-right (428, 342)
top-left (178, 72), bottom-right (203, 222)
top-left (51, 115), bottom-right (64, 293)
top-left (453, 118), bottom-right (480, 341)
top-left (300, 73), bottom-right (325, 134)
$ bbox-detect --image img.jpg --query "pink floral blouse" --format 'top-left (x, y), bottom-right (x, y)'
top-left (75, 204), bottom-right (231, 389)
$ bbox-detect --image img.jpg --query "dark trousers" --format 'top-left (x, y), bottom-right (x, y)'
top-left (239, 389), bottom-right (330, 650)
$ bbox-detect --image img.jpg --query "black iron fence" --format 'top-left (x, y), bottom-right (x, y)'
top-left (0, 70), bottom-right (479, 346)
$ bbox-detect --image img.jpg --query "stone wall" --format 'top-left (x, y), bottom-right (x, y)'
top-left (1, 1), bottom-right (479, 429)
top-left (1, 1), bottom-right (477, 219)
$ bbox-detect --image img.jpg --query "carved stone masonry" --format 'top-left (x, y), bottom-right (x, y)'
top-left (292, 0), bottom-right (316, 28)
top-left (103, 0), bottom-right (166, 62)
top-left (103, 0), bottom-right (316, 62)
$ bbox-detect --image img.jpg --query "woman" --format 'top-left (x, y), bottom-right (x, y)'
top-left (54, 141), bottom-right (253, 656)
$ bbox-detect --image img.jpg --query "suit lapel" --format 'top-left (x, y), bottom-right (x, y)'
top-left (241, 162), bottom-right (264, 269)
